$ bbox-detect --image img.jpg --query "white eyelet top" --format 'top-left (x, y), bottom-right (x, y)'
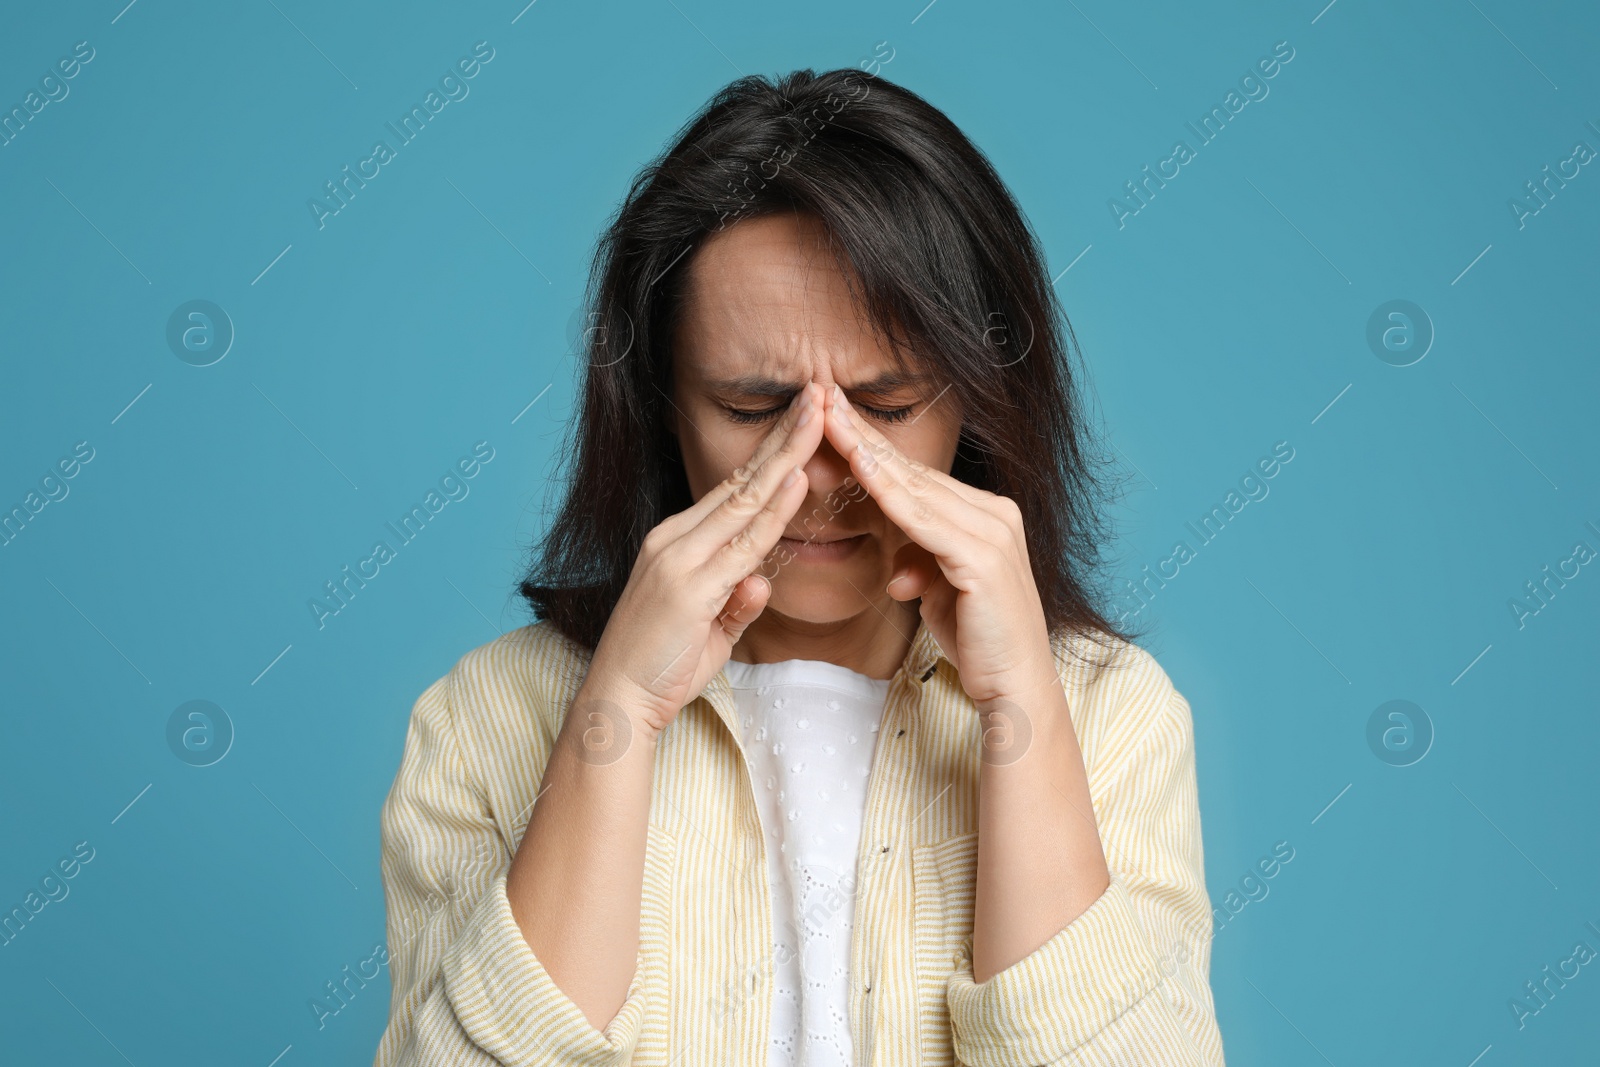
top-left (721, 656), bottom-right (892, 1067)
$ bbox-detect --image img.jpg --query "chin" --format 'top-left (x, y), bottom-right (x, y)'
top-left (766, 562), bottom-right (882, 623)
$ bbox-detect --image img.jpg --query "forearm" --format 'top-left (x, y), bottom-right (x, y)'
top-left (505, 680), bottom-right (658, 1032)
top-left (970, 672), bottom-right (1110, 984)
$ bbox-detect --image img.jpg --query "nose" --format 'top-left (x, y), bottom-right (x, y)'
top-left (801, 427), bottom-right (853, 502)
top-left (791, 378), bottom-right (851, 506)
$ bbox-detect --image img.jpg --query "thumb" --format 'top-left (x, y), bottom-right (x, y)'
top-left (886, 543), bottom-right (940, 601)
top-left (719, 572), bottom-right (772, 643)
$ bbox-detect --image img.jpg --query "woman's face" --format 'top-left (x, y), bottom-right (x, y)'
top-left (669, 212), bottom-right (964, 626)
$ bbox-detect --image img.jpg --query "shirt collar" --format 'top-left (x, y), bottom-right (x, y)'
top-left (699, 615), bottom-right (950, 741)
top-left (904, 615), bottom-right (948, 683)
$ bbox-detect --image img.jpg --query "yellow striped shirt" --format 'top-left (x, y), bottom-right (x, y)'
top-left (374, 616), bottom-right (1225, 1066)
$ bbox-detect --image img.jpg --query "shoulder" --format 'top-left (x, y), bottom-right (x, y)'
top-left (1049, 629), bottom-right (1192, 785)
top-left (382, 623), bottom-right (595, 863)
top-left (417, 620), bottom-right (593, 756)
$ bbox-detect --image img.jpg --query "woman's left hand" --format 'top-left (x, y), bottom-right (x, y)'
top-left (823, 384), bottom-right (1059, 707)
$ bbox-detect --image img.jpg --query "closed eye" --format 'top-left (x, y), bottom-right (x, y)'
top-left (723, 402), bottom-right (913, 425)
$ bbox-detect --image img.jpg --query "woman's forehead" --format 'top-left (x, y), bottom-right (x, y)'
top-left (678, 323), bottom-right (924, 392)
top-left (681, 229), bottom-right (859, 329)
top-left (674, 214), bottom-right (920, 386)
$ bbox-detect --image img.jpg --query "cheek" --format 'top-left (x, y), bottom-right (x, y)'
top-left (899, 420), bottom-right (961, 474)
top-left (683, 441), bottom-right (725, 499)
top-left (679, 421), bottom-right (757, 500)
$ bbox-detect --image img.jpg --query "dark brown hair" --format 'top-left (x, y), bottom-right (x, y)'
top-left (518, 66), bottom-right (1145, 674)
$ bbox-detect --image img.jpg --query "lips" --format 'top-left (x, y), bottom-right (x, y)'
top-left (780, 532), bottom-right (864, 544)
top-left (775, 531), bottom-right (868, 562)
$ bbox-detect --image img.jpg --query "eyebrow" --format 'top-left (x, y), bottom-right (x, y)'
top-left (703, 371), bottom-right (932, 398)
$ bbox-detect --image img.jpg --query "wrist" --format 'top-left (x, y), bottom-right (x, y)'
top-left (578, 661), bottom-right (684, 728)
top-left (973, 672), bottom-right (1077, 769)
top-left (561, 682), bottom-right (662, 767)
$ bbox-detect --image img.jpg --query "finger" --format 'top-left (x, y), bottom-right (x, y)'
top-left (706, 383), bottom-right (818, 504)
top-left (824, 384), bottom-right (974, 510)
top-left (649, 384), bottom-right (816, 545)
top-left (679, 383), bottom-right (825, 555)
top-left (917, 567), bottom-right (958, 628)
top-left (824, 386), bottom-right (1005, 561)
top-left (886, 543), bottom-right (940, 601)
top-left (719, 573), bottom-right (772, 643)
top-left (825, 382), bottom-right (992, 510)
top-left (700, 462), bottom-right (811, 594)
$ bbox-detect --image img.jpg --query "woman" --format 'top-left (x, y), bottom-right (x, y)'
top-left (375, 66), bottom-right (1224, 1066)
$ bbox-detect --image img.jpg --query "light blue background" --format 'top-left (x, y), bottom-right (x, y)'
top-left (2, 1), bottom-right (1596, 1064)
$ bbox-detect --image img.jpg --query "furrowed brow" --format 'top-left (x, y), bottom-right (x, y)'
top-left (703, 375), bottom-right (803, 399)
top-left (843, 371), bottom-right (932, 394)
top-left (705, 370), bottom-right (932, 397)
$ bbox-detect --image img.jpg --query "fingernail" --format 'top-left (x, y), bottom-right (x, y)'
top-left (856, 442), bottom-right (877, 475)
top-left (795, 391), bottom-right (813, 427)
top-left (781, 466), bottom-right (800, 488)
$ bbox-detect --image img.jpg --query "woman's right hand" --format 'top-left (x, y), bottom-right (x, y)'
top-left (579, 381), bottom-right (825, 739)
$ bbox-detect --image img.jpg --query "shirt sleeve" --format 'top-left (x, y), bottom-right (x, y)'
top-left (944, 682), bottom-right (1225, 1067)
top-left (372, 669), bottom-right (650, 1067)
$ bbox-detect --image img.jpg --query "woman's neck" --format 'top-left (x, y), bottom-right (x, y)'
top-left (729, 598), bottom-right (919, 680)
